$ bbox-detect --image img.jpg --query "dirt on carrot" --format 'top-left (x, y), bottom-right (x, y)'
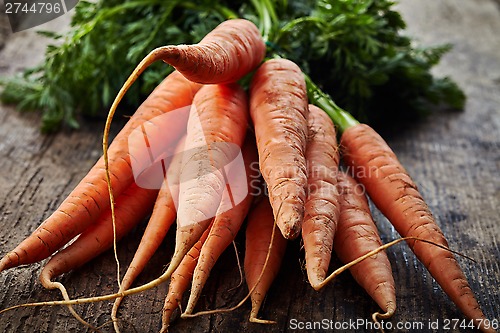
top-left (333, 171), bottom-right (396, 320)
top-left (249, 58), bottom-right (309, 240)
top-left (301, 104), bottom-right (341, 288)
top-left (182, 133), bottom-right (259, 315)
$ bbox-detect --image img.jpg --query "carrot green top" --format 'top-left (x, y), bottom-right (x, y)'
top-left (304, 74), bottom-right (359, 134)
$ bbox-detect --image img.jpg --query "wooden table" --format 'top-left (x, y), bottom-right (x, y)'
top-left (0, 1), bottom-right (499, 332)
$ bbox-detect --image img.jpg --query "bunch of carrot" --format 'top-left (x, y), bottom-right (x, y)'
top-left (0, 18), bottom-right (495, 333)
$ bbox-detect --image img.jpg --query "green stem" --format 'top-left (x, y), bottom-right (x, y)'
top-left (250, 0), bottom-right (278, 43)
top-left (274, 16), bottom-right (326, 43)
top-left (304, 74), bottom-right (359, 134)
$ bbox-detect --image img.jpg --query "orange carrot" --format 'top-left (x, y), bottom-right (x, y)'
top-left (301, 104), bottom-right (340, 288)
top-left (102, 19), bottom-right (264, 147)
top-left (182, 134), bottom-right (259, 315)
top-left (111, 137), bottom-right (186, 329)
top-left (121, 19), bottom-right (265, 87)
top-left (0, 71), bottom-right (201, 272)
top-left (341, 123), bottom-right (492, 332)
top-left (249, 58), bottom-right (309, 239)
top-left (160, 253), bottom-right (198, 332)
top-left (38, 183), bottom-right (158, 330)
top-left (333, 171), bottom-right (396, 320)
top-left (165, 82), bottom-right (249, 289)
top-left (33, 83), bottom-right (250, 316)
top-left (39, 183), bottom-right (158, 286)
top-left (244, 198), bottom-right (287, 323)
top-left (160, 224), bottom-right (212, 333)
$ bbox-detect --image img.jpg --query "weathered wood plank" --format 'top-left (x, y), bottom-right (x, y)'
top-left (0, 1), bottom-right (499, 332)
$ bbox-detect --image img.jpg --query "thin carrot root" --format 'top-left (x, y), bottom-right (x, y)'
top-left (0, 260), bottom-right (186, 313)
top-left (372, 305), bottom-right (396, 322)
top-left (316, 237), bottom-right (471, 290)
top-left (227, 241), bottom-right (244, 292)
top-left (39, 277), bottom-right (98, 332)
top-left (371, 301), bottom-right (396, 333)
top-left (249, 316), bottom-right (276, 324)
top-left (0, 237), bottom-right (467, 322)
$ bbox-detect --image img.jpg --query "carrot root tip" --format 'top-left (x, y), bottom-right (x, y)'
top-left (40, 278), bottom-right (99, 332)
top-left (372, 307), bottom-right (396, 333)
top-left (307, 272), bottom-right (326, 291)
top-left (249, 316), bottom-right (276, 324)
top-left (372, 301), bottom-right (396, 322)
top-left (0, 255), bottom-right (13, 273)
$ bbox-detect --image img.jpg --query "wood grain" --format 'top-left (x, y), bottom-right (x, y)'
top-left (0, 1), bottom-right (499, 332)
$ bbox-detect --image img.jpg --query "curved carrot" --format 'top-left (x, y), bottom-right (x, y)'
top-left (301, 104), bottom-right (340, 288)
top-left (160, 18), bottom-right (266, 84)
top-left (166, 83), bottom-right (249, 289)
top-left (249, 58), bottom-right (309, 239)
top-left (0, 71), bottom-right (201, 272)
top-left (182, 134), bottom-right (259, 315)
top-left (333, 171), bottom-right (396, 319)
top-left (160, 224), bottom-right (212, 333)
top-left (102, 19), bottom-right (264, 145)
top-left (111, 137), bottom-right (186, 329)
top-left (341, 123), bottom-right (492, 332)
top-left (244, 198), bottom-right (287, 324)
top-left (122, 19), bottom-right (265, 86)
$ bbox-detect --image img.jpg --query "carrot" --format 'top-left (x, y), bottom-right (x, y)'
top-left (156, 82), bottom-right (249, 293)
top-left (301, 104), bottom-right (340, 288)
top-left (21, 83), bottom-right (249, 316)
top-left (111, 137), bottom-right (186, 329)
top-left (244, 198), bottom-right (287, 323)
top-left (102, 19), bottom-right (264, 156)
top-left (340, 123), bottom-right (493, 332)
top-left (182, 134), bottom-right (259, 315)
top-left (160, 224), bottom-right (212, 333)
top-left (38, 183), bottom-right (158, 330)
top-left (0, 71), bottom-right (201, 272)
top-left (249, 58), bottom-right (309, 239)
top-left (118, 18), bottom-right (265, 88)
top-left (304, 75), bottom-right (493, 332)
top-left (333, 171), bottom-right (396, 320)
top-left (158, 18), bottom-right (266, 84)
top-left (39, 182), bottom-right (157, 282)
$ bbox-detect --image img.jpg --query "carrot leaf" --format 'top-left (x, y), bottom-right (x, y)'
top-left (0, 0), bottom-right (465, 132)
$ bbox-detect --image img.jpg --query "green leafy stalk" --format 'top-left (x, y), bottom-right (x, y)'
top-left (0, 0), bottom-right (466, 132)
